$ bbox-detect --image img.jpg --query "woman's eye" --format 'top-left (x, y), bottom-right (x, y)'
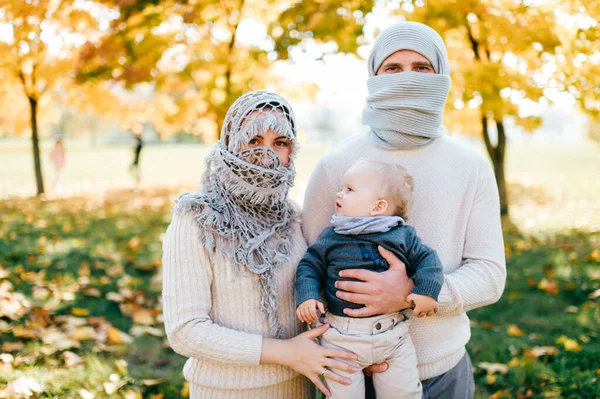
top-left (248, 139), bottom-right (258, 145)
top-left (275, 141), bottom-right (289, 147)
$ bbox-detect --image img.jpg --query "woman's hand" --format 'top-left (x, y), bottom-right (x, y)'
top-left (335, 246), bottom-right (414, 317)
top-left (261, 324), bottom-right (359, 397)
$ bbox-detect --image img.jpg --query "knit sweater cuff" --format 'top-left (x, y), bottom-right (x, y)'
top-left (411, 280), bottom-right (443, 301)
top-left (295, 287), bottom-right (322, 308)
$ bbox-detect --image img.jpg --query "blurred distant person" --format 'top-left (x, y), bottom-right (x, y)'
top-left (130, 134), bottom-right (143, 185)
top-left (49, 137), bottom-right (66, 194)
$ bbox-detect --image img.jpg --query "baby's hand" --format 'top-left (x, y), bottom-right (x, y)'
top-left (406, 293), bottom-right (438, 317)
top-left (296, 299), bottom-right (325, 323)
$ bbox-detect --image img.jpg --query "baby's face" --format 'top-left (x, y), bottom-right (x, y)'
top-left (335, 166), bottom-right (385, 217)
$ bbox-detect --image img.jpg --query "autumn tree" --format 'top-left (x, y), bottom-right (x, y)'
top-left (77, 0), bottom-right (374, 140)
top-left (381, 1), bottom-right (560, 215)
top-left (0, 0), bottom-right (99, 195)
top-left (278, 0), bottom-right (597, 216)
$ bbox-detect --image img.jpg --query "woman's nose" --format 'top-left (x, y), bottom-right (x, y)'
top-left (260, 153), bottom-right (274, 167)
top-left (335, 191), bottom-right (342, 199)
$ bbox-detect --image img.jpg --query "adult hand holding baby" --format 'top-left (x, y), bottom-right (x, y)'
top-left (335, 245), bottom-right (414, 317)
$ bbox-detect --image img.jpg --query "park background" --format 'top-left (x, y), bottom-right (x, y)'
top-left (0, 0), bottom-right (599, 398)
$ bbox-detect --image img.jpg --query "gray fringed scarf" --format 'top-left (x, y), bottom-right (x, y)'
top-left (174, 91), bottom-right (298, 338)
top-left (362, 21), bottom-right (452, 150)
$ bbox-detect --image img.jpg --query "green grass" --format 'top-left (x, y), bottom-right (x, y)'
top-left (1, 191), bottom-right (598, 398)
top-left (469, 228), bottom-right (600, 398)
top-left (1, 137), bottom-right (599, 397)
top-left (2, 137), bottom-right (599, 232)
top-left (0, 190), bottom-right (187, 398)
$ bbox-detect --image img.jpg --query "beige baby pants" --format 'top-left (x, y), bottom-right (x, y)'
top-left (320, 312), bottom-right (422, 399)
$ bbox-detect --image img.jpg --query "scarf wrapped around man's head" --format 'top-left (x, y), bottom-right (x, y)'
top-left (174, 91), bottom-right (298, 338)
top-left (362, 21), bottom-right (452, 149)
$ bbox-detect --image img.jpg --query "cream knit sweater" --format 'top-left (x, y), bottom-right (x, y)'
top-left (162, 205), bottom-right (307, 391)
top-left (302, 134), bottom-right (506, 381)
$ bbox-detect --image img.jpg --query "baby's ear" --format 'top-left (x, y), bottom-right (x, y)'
top-left (370, 199), bottom-right (389, 216)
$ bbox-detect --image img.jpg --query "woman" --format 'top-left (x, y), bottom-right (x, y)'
top-left (49, 137), bottom-right (66, 192)
top-left (162, 91), bottom-right (357, 398)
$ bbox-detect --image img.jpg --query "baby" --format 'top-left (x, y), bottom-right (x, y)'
top-left (295, 160), bottom-right (444, 399)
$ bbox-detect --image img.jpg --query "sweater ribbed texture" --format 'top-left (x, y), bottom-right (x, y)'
top-left (162, 205), bottom-right (308, 392)
top-left (302, 134), bottom-right (506, 380)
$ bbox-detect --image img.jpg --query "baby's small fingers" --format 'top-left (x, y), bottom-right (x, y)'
top-left (317, 302), bottom-right (325, 314)
top-left (310, 306), bottom-right (318, 321)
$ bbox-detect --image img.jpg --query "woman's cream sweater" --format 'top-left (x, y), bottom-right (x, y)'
top-left (162, 207), bottom-right (307, 390)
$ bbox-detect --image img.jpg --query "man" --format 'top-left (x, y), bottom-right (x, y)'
top-left (302, 21), bottom-right (506, 398)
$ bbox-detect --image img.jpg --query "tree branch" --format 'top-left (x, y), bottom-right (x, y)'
top-left (464, 16), bottom-right (480, 61)
top-left (496, 118), bottom-right (506, 160)
top-left (481, 114), bottom-right (495, 156)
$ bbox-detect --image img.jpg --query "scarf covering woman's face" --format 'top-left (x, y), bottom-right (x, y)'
top-left (238, 109), bottom-right (293, 167)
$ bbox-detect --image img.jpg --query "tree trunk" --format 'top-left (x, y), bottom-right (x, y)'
top-left (481, 115), bottom-right (508, 215)
top-left (29, 96), bottom-right (45, 196)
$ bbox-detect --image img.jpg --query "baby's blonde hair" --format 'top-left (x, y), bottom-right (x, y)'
top-left (350, 160), bottom-right (414, 219)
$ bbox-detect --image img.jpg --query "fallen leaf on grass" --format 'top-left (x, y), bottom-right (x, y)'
top-left (79, 388), bottom-right (95, 399)
top-left (556, 335), bottom-right (582, 352)
top-left (488, 389), bottom-right (510, 399)
top-left (104, 374), bottom-right (121, 395)
top-left (62, 351), bottom-right (84, 367)
top-left (481, 321), bottom-right (494, 329)
top-left (71, 308), bottom-right (89, 317)
top-left (83, 287), bottom-right (101, 297)
top-left (106, 292), bottom-right (124, 302)
top-left (107, 326), bottom-right (133, 345)
top-left (2, 341), bottom-right (24, 352)
top-left (589, 289), bottom-right (600, 299)
top-left (181, 381), bottom-right (190, 398)
top-left (124, 391), bottom-right (143, 399)
top-left (6, 376), bottom-right (42, 397)
top-left (0, 353), bottom-right (14, 364)
top-left (507, 324), bottom-right (525, 337)
top-left (71, 326), bottom-right (98, 341)
top-left (142, 379), bottom-right (165, 386)
top-left (538, 279), bottom-right (559, 295)
top-left (478, 362), bottom-right (509, 374)
top-left (486, 374), bottom-right (497, 384)
top-left (132, 308), bottom-right (155, 325)
top-left (523, 346), bottom-right (559, 358)
top-left (565, 306), bottom-right (579, 313)
top-left (130, 325), bottom-right (164, 337)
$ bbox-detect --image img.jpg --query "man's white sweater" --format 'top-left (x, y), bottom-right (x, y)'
top-left (302, 133), bottom-right (506, 381)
